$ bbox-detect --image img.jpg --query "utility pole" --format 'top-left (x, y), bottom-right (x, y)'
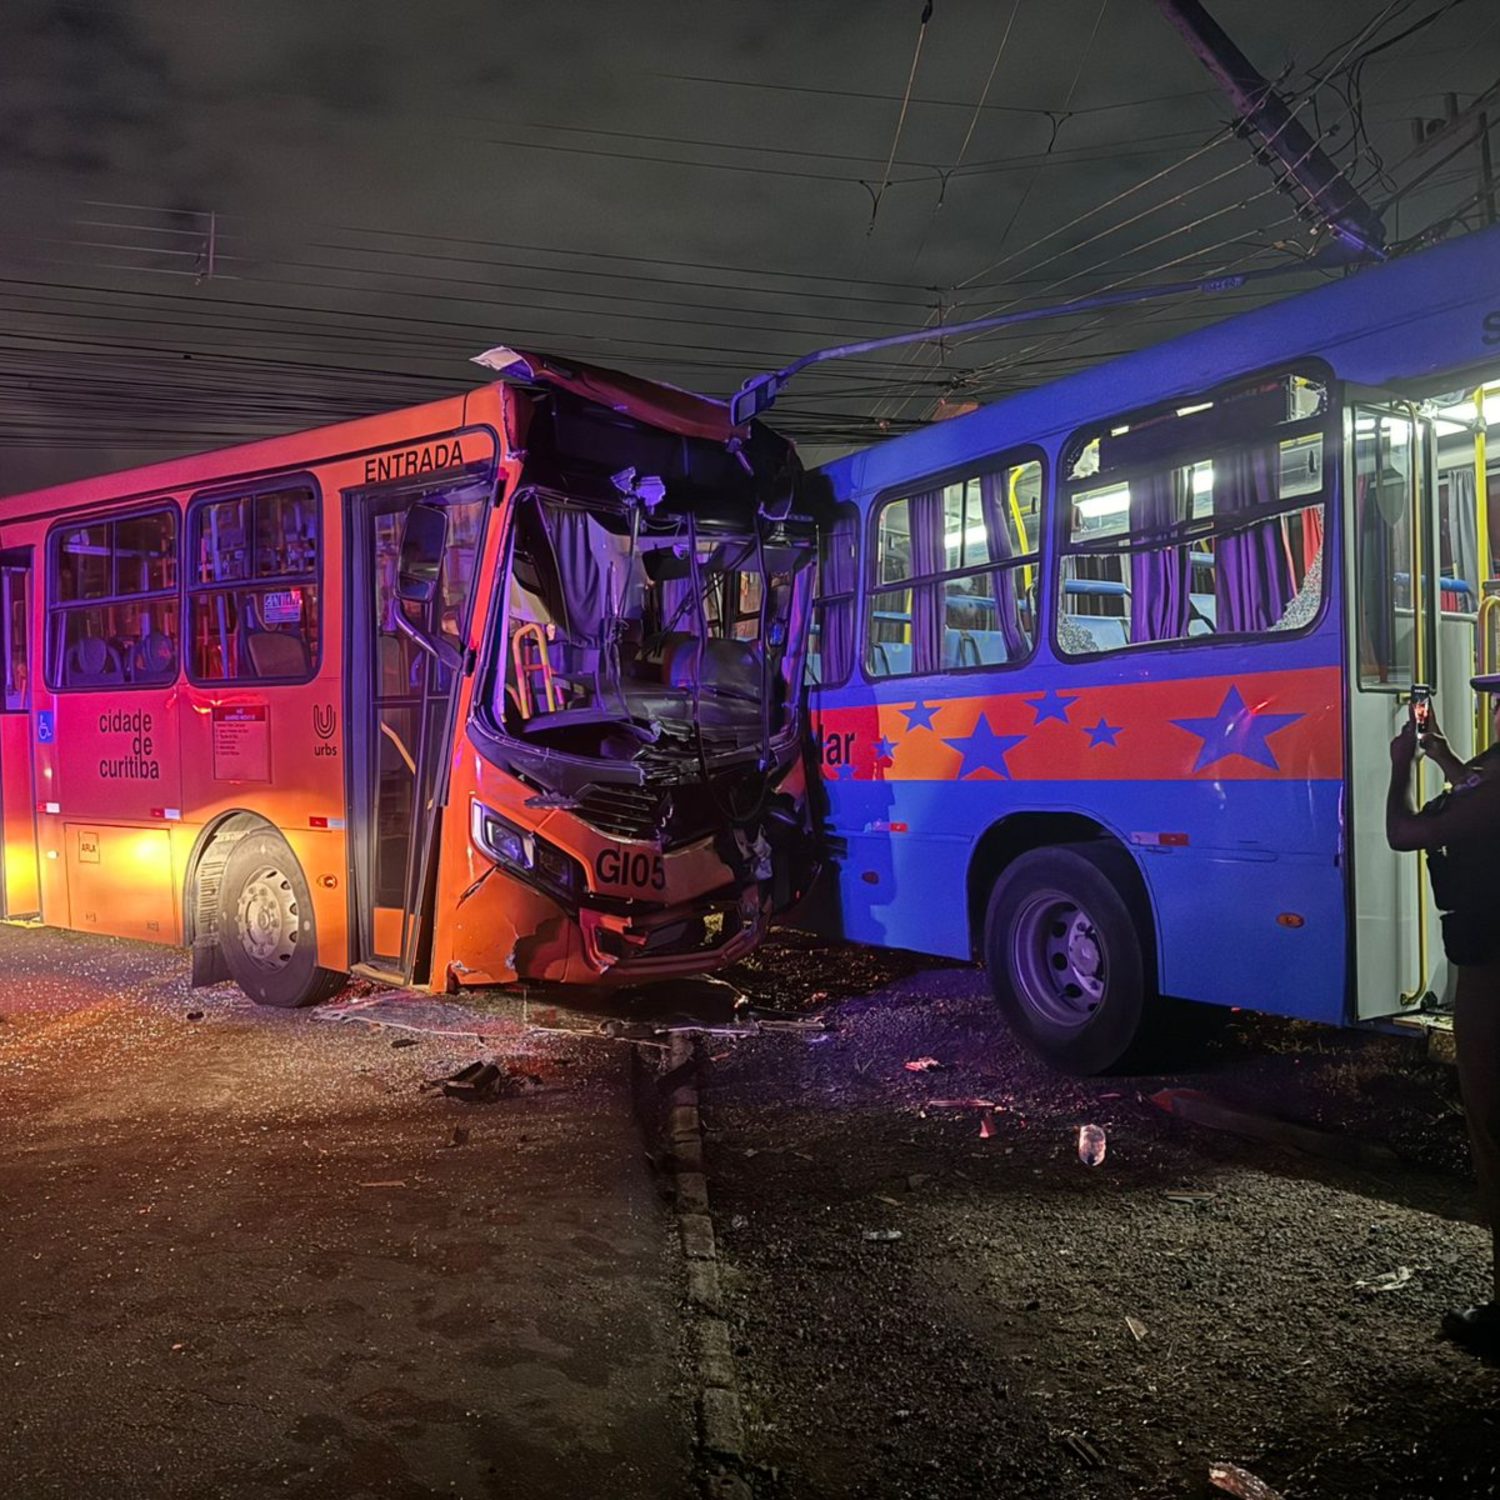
top-left (1153, 0), bottom-right (1387, 259)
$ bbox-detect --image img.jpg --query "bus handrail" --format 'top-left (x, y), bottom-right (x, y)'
top-left (511, 623), bottom-right (558, 719)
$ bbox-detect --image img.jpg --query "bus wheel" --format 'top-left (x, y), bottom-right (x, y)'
top-left (983, 843), bottom-right (1152, 1075)
top-left (218, 832), bottom-right (346, 1009)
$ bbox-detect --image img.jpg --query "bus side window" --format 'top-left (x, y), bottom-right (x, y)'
top-left (188, 485), bottom-right (320, 684)
top-left (864, 458), bottom-right (1041, 680)
top-left (47, 507), bottom-right (180, 690)
top-left (1058, 372), bottom-right (1328, 656)
top-left (0, 561), bottom-right (28, 712)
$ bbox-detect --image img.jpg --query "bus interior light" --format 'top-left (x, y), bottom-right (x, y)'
top-left (1075, 487), bottom-right (1130, 519)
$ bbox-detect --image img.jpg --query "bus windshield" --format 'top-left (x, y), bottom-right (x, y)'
top-left (494, 488), bottom-right (815, 761)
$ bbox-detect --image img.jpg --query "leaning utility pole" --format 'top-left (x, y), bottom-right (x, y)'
top-left (1154, 0), bottom-right (1387, 260)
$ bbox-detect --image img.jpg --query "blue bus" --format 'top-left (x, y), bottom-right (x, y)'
top-left (802, 225), bottom-right (1500, 1072)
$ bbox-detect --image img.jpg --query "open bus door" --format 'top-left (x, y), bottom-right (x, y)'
top-left (1345, 395), bottom-right (1482, 1025)
top-left (0, 550), bottom-right (40, 918)
top-left (345, 476), bottom-right (491, 984)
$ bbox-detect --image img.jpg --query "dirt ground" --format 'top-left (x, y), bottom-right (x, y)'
top-left (5, 922), bottom-right (1500, 1499)
top-left (0, 926), bottom-right (692, 1500)
top-left (706, 933), bottom-right (1500, 1500)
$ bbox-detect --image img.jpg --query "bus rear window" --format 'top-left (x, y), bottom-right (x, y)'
top-left (188, 484), bottom-right (320, 684)
top-left (48, 506), bottom-right (179, 690)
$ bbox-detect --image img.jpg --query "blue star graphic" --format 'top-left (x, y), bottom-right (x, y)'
top-left (943, 714), bottom-right (1026, 780)
top-left (900, 700), bottom-right (940, 732)
top-left (1024, 688), bottom-right (1081, 724)
top-left (835, 763), bottom-right (858, 780)
top-left (1171, 685), bottom-right (1302, 773)
top-left (1084, 717), bottom-right (1122, 748)
top-left (874, 736), bottom-right (897, 762)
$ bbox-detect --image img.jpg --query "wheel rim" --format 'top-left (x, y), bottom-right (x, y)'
top-left (1008, 885), bottom-right (1107, 1031)
top-left (235, 864), bottom-right (302, 971)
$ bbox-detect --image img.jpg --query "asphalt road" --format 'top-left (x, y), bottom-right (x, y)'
top-left (0, 927), bottom-right (692, 1500)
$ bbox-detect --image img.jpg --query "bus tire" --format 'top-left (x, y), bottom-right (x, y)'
top-left (983, 842), bottom-right (1153, 1075)
top-left (218, 831), bottom-right (346, 1009)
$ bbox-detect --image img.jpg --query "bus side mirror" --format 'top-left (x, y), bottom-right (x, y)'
top-left (397, 504), bottom-right (449, 605)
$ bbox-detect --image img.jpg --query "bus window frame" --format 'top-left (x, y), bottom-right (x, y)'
top-left (44, 500), bottom-right (183, 694)
top-left (860, 446), bottom-right (1047, 684)
top-left (807, 501), bottom-right (860, 691)
top-left (1052, 362), bottom-right (1336, 663)
top-left (184, 472), bottom-right (325, 688)
top-left (0, 549), bottom-right (31, 713)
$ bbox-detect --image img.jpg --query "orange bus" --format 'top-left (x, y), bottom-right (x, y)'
top-left (0, 349), bottom-right (820, 1006)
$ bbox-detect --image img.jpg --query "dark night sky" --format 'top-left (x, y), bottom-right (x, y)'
top-left (2, 0), bottom-right (1498, 490)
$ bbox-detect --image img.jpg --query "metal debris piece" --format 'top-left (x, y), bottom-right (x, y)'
top-left (1060, 1431), bottom-right (1102, 1467)
top-left (358, 1180), bottom-right (407, 1189)
top-left (1164, 1189), bottom-right (1217, 1207)
top-left (1209, 1461), bottom-right (1284, 1500)
top-left (862, 1228), bottom-right (903, 1243)
top-left (926, 1098), bottom-right (999, 1110)
top-left (1354, 1265), bottom-right (1415, 1294)
top-left (1125, 1316), bottom-right (1147, 1343)
top-left (904, 1057), bottom-right (943, 1072)
top-left (391, 1036), bottom-right (420, 1049)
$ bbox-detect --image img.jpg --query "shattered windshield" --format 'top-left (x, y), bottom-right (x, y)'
top-left (493, 490), bottom-right (814, 760)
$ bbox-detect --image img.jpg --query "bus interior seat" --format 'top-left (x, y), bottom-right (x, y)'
top-left (871, 641), bottom-right (913, 677)
top-left (245, 628), bottom-right (310, 679)
top-left (1187, 593), bottom-right (1217, 637)
top-left (65, 637), bottom-right (124, 687)
top-left (130, 633), bottom-right (177, 682)
top-left (943, 628), bottom-right (1008, 667)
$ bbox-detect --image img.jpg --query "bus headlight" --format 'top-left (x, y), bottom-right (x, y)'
top-left (471, 801), bottom-right (581, 902)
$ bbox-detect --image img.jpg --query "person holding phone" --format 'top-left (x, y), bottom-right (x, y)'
top-left (1388, 677), bottom-right (1500, 1358)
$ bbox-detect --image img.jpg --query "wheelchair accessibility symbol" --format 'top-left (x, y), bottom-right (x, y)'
top-left (36, 710), bottom-right (55, 744)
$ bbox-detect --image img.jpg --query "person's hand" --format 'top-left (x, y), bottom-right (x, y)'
top-left (1390, 719), bottom-right (1418, 767)
top-left (1419, 728), bottom-right (1452, 761)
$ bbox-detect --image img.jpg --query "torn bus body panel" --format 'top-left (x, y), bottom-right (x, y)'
top-left (433, 372), bottom-right (821, 991)
top-left (473, 346), bottom-right (748, 445)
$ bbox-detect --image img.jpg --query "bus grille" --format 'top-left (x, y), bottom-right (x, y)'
top-left (574, 782), bottom-right (668, 841)
top-left (574, 772), bottom-right (765, 847)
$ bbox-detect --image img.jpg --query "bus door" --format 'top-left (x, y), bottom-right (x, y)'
top-left (345, 476), bottom-right (490, 982)
top-left (0, 550), bottom-right (39, 917)
top-left (1345, 396), bottom-right (1471, 1020)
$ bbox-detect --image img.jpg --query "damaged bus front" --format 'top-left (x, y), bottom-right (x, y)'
top-left (432, 352), bottom-right (820, 988)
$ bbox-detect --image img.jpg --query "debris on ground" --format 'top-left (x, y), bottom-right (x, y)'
top-left (1126, 1316), bottom-right (1148, 1343)
top-left (862, 1229), bottom-right (902, 1243)
top-left (1355, 1265), bottom-right (1416, 1294)
top-left (1164, 1189), bottom-right (1217, 1207)
top-left (446, 1126), bottom-right (471, 1148)
top-left (979, 1108), bottom-right (996, 1139)
top-left (185, 1011), bottom-right (204, 1022)
top-left (1059, 1431), bottom-right (1103, 1467)
top-left (1209, 1460), bottom-right (1284, 1499)
top-left (391, 1036), bottom-right (420, 1048)
top-left (357, 1180), bottom-right (407, 1189)
top-left (1078, 1123), bottom-right (1107, 1166)
top-left (904, 1057), bottom-right (944, 1072)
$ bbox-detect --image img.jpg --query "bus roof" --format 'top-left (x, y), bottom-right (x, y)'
top-left (0, 386), bottom-right (482, 523)
top-left (822, 222), bottom-right (1500, 500)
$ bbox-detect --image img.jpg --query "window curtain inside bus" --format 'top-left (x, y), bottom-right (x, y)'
top-left (1444, 467), bottom-right (1479, 602)
top-left (911, 490), bottom-right (944, 669)
top-left (1129, 469), bottom-right (1192, 644)
top-left (979, 470), bottom-right (1027, 659)
top-left (817, 511), bottom-right (857, 679)
top-left (1215, 442), bottom-right (1294, 633)
top-left (1356, 470), bottom-right (1397, 681)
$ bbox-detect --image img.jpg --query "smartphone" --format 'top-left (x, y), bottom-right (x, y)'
top-left (1410, 683), bottom-right (1433, 732)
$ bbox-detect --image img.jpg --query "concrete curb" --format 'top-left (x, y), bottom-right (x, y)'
top-left (646, 1032), bottom-right (750, 1492)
